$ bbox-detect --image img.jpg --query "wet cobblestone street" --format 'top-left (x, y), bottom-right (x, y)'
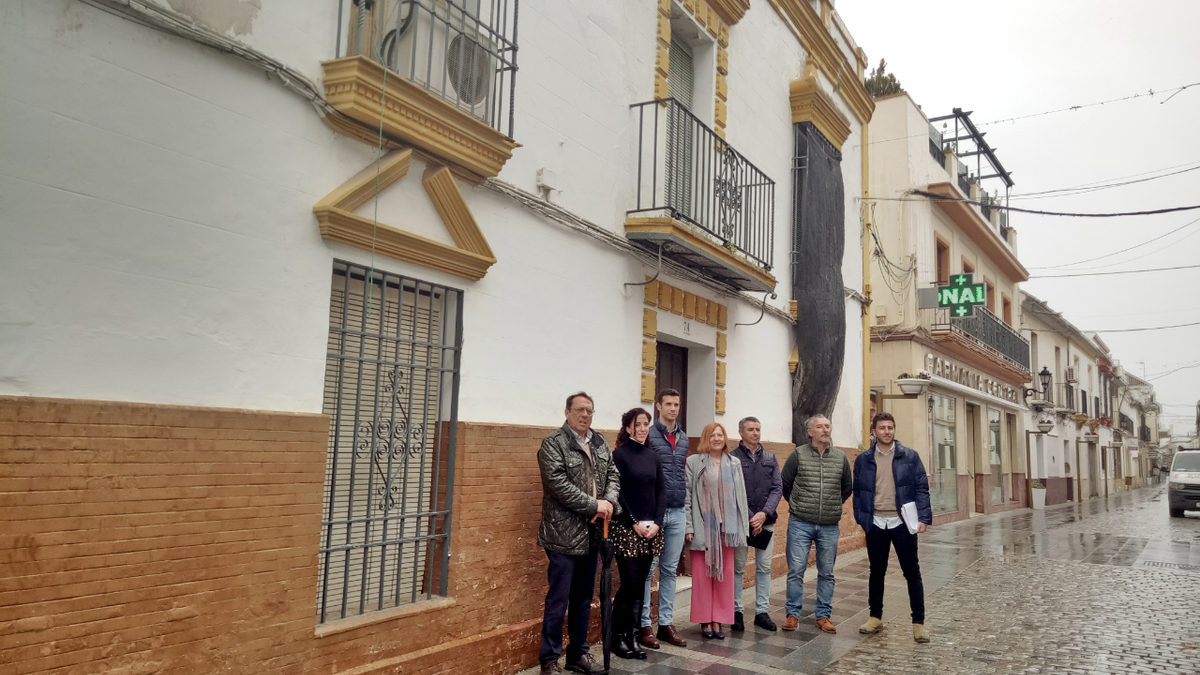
top-left (569, 485), bottom-right (1200, 675)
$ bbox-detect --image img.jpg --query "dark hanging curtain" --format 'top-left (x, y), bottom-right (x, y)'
top-left (791, 122), bottom-right (846, 445)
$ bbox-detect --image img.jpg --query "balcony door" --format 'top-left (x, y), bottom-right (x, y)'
top-left (666, 38), bottom-right (695, 218)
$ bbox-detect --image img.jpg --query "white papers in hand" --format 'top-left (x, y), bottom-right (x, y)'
top-left (900, 502), bottom-right (920, 534)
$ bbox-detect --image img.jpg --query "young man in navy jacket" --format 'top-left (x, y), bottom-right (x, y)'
top-left (852, 412), bottom-right (933, 643)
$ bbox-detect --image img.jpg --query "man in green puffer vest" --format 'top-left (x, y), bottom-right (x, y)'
top-left (779, 414), bottom-right (853, 633)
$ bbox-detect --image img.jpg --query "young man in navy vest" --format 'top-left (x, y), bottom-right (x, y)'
top-left (853, 412), bottom-right (932, 643)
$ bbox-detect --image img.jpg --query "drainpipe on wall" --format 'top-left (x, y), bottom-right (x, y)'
top-left (861, 124), bottom-right (873, 447)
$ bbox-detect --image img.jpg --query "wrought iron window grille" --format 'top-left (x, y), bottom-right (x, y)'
top-left (317, 260), bottom-right (463, 624)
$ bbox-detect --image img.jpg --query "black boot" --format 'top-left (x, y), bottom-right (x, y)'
top-left (627, 631), bottom-right (647, 660)
top-left (612, 630), bottom-right (637, 660)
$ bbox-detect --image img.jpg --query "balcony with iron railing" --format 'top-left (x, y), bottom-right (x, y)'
top-left (928, 122), bottom-right (945, 166)
top-left (931, 304), bottom-right (1031, 378)
top-left (322, 0), bottom-right (520, 179)
top-left (1062, 383), bottom-right (1076, 412)
top-left (626, 98), bottom-right (777, 292)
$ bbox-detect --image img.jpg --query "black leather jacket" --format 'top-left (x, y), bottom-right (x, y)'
top-left (537, 423), bottom-right (622, 555)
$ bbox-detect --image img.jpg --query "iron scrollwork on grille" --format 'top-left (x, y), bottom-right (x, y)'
top-left (355, 417), bottom-right (426, 461)
top-left (713, 144), bottom-right (743, 241)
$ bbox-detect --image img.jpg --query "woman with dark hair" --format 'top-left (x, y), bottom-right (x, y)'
top-left (685, 422), bottom-right (748, 639)
top-left (610, 407), bottom-right (666, 660)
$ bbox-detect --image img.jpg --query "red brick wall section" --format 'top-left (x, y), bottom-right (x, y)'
top-left (1, 400), bottom-right (869, 675)
top-left (0, 396), bottom-right (329, 675)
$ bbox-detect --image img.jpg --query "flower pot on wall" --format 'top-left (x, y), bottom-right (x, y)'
top-left (1031, 487), bottom-right (1046, 510)
top-left (895, 379), bottom-right (930, 395)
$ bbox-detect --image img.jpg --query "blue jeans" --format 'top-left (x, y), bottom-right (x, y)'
top-left (641, 506), bottom-right (686, 628)
top-left (785, 518), bottom-right (839, 620)
top-left (733, 525), bottom-right (774, 615)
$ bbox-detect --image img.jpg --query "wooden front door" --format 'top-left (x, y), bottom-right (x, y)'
top-left (655, 342), bottom-right (689, 432)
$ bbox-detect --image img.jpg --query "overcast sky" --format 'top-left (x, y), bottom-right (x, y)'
top-left (838, 0), bottom-right (1200, 434)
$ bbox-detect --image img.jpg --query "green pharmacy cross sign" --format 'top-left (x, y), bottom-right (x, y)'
top-left (938, 273), bottom-right (987, 318)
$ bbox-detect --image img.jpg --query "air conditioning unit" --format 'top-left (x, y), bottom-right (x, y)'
top-left (1065, 367), bottom-right (1078, 383)
top-left (384, 0), bottom-right (498, 125)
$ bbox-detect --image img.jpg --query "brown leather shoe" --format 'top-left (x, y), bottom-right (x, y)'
top-left (816, 617), bottom-right (837, 633)
top-left (781, 615), bottom-right (800, 631)
top-left (637, 626), bottom-right (660, 649)
top-left (656, 624), bottom-right (687, 647)
top-left (564, 652), bottom-right (606, 674)
top-left (540, 661), bottom-right (562, 675)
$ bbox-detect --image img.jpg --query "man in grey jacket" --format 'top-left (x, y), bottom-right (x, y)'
top-left (537, 392), bottom-right (621, 675)
top-left (730, 416), bottom-right (783, 632)
top-left (779, 414), bottom-right (852, 634)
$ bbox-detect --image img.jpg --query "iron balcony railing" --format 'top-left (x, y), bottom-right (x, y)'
top-left (1120, 413), bottom-right (1135, 435)
top-left (336, 0), bottom-right (519, 138)
top-left (629, 98), bottom-right (775, 269)
top-left (929, 138), bottom-right (944, 166)
top-left (980, 199), bottom-right (991, 222)
top-left (957, 167), bottom-right (970, 196)
top-left (1140, 425), bottom-right (1152, 442)
top-left (928, 123), bottom-right (945, 166)
top-left (932, 305), bottom-right (1031, 372)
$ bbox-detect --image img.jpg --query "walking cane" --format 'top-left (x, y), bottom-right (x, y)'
top-left (599, 519), bottom-right (614, 672)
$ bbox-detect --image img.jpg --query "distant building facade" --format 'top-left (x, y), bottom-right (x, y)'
top-left (1020, 293), bottom-right (1116, 504)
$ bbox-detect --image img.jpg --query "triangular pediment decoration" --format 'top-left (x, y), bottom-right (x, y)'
top-left (313, 149), bottom-right (496, 281)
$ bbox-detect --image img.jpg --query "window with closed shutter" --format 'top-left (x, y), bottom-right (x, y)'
top-left (317, 260), bottom-right (463, 624)
top-left (666, 36), bottom-right (695, 216)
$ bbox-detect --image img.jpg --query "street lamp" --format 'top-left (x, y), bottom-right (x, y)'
top-left (1023, 367), bottom-right (1053, 407)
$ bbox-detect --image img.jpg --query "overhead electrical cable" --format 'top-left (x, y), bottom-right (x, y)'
top-left (1027, 214), bottom-right (1200, 267)
top-left (1049, 228), bottom-right (1200, 272)
top-left (890, 191), bottom-right (1200, 218)
top-left (976, 81), bottom-right (1200, 126)
top-left (1087, 320), bottom-right (1200, 333)
top-left (1008, 163), bottom-right (1200, 201)
top-left (1032, 263), bottom-right (1200, 279)
top-left (1145, 363), bottom-right (1200, 380)
top-left (1012, 160), bottom-right (1200, 196)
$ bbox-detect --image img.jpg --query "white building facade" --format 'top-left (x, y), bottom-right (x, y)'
top-left (1, 1), bottom-right (874, 673)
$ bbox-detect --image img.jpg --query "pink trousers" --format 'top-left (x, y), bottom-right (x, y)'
top-left (689, 546), bottom-right (736, 625)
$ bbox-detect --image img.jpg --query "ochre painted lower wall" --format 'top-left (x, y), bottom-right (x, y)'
top-left (1, 397), bottom-right (866, 675)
